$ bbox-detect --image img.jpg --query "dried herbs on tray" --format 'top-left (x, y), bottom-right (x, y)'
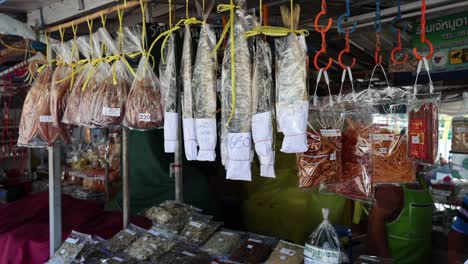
top-left (201, 229), bottom-right (242, 256)
top-left (265, 240), bottom-right (304, 264)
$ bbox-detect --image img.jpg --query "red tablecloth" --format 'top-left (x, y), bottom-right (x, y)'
top-left (0, 192), bottom-right (151, 264)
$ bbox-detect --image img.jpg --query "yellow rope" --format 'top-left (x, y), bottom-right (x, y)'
top-left (186, 0), bottom-right (189, 19)
top-left (0, 39), bottom-right (36, 54)
top-left (260, 0), bottom-right (263, 24)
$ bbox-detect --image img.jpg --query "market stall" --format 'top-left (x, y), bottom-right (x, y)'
top-left (0, 0), bottom-right (467, 263)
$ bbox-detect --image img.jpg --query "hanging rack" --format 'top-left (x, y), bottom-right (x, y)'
top-left (313, 0), bottom-right (333, 71)
top-left (390, 0), bottom-right (408, 65)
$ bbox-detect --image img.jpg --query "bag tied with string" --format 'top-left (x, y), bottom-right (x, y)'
top-left (123, 25), bottom-right (164, 130)
top-left (193, 0), bottom-right (217, 162)
top-left (408, 58), bottom-right (440, 164)
top-left (160, 33), bottom-right (178, 153)
top-left (62, 35), bottom-right (94, 126)
top-left (89, 27), bottom-right (132, 127)
top-left (251, 30), bottom-right (275, 178)
top-left (297, 70), bottom-right (343, 190)
top-left (275, 4), bottom-right (308, 153)
top-left (220, 0), bottom-right (254, 181)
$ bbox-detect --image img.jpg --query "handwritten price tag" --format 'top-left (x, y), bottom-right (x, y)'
top-left (229, 134), bottom-right (251, 149)
top-left (102, 107), bottom-right (121, 117)
top-left (39, 115), bottom-right (53, 123)
top-left (138, 113), bottom-right (151, 122)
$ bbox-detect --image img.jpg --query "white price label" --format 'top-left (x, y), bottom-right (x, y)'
top-left (189, 221), bottom-right (202, 228)
top-left (304, 244), bottom-right (340, 264)
top-left (280, 255), bottom-right (288, 261)
top-left (60, 249), bottom-right (66, 255)
top-left (320, 129), bottom-right (341, 137)
top-left (412, 136), bottom-right (420, 144)
top-left (280, 248), bottom-right (296, 256)
top-left (143, 236), bottom-right (148, 241)
top-left (379, 147), bottom-right (388, 154)
top-left (330, 153), bottom-right (336, 161)
top-left (220, 231), bottom-right (234, 236)
top-left (148, 229), bottom-right (160, 236)
top-left (102, 107), bottom-right (121, 117)
top-left (65, 238), bottom-right (78, 244)
top-left (39, 115), bottom-right (53, 123)
top-left (247, 238), bottom-right (263, 243)
top-left (247, 244), bottom-right (254, 249)
top-left (124, 229), bottom-right (136, 236)
top-left (112, 257), bottom-right (124, 262)
top-left (138, 113), bottom-right (151, 122)
top-left (181, 251), bottom-right (195, 257)
top-left (217, 237), bottom-right (225, 242)
top-left (371, 134), bottom-right (395, 141)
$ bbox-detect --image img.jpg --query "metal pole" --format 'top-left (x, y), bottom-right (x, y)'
top-left (174, 123), bottom-right (183, 202)
top-left (48, 143), bottom-right (61, 257)
top-left (103, 128), bottom-right (110, 202)
top-left (122, 127), bottom-right (129, 228)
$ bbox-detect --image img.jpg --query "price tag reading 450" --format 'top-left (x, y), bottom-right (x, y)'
top-left (229, 134), bottom-right (251, 149)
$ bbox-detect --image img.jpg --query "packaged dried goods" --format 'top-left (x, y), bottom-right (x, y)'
top-left (304, 208), bottom-right (342, 264)
top-left (74, 236), bottom-right (111, 263)
top-left (144, 200), bottom-right (201, 232)
top-left (408, 58), bottom-right (440, 164)
top-left (229, 233), bottom-right (277, 264)
top-left (251, 34), bottom-right (275, 178)
top-left (157, 243), bottom-right (213, 264)
top-left (180, 214), bottom-right (220, 246)
top-left (452, 117), bottom-right (468, 153)
top-left (107, 224), bottom-right (145, 253)
top-left (89, 28), bottom-right (132, 127)
top-left (62, 35), bottom-right (94, 126)
top-left (297, 105), bottom-right (343, 189)
top-left (123, 25), bottom-right (164, 130)
top-left (265, 240), bottom-right (304, 264)
top-left (192, 1), bottom-right (217, 161)
top-left (275, 4), bottom-right (308, 153)
top-left (159, 33), bottom-right (178, 153)
top-left (327, 111), bottom-right (373, 200)
top-left (181, 22), bottom-right (197, 160)
top-left (125, 229), bottom-right (176, 261)
top-left (201, 229), bottom-right (243, 257)
top-left (48, 231), bottom-right (92, 264)
top-left (220, 1), bottom-right (253, 181)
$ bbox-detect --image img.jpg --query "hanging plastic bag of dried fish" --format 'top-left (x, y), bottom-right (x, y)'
top-left (192, 0), bottom-right (217, 161)
top-left (275, 4), bottom-right (308, 153)
top-left (88, 28), bottom-right (132, 127)
top-left (62, 35), bottom-right (94, 126)
top-left (123, 25), bottom-right (164, 130)
top-left (251, 32), bottom-right (275, 178)
top-left (159, 33), bottom-right (178, 153)
top-left (18, 54), bottom-right (59, 147)
top-left (50, 39), bottom-right (77, 143)
top-left (220, 0), bottom-right (253, 181)
top-left (297, 72), bottom-right (343, 190)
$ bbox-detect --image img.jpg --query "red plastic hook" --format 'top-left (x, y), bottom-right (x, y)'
top-left (413, 0), bottom-right (434, 60)
top-left (314, 0), bottom-right (333, 33)
top-left (391, 29), bottom-right (408, 65)
top-left (338, 30), bottom-right (356, 69)
top-left (374, 33), bottom-right (382, 65)
top-left (314, 30), bottom-right (333, 71)
top-left (413, 38), bottom-right (434, 60)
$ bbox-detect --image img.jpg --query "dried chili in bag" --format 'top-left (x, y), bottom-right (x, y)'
top-left (275, 4), bottom-right (308, 154)
top-left (220, 1), bottom-right (254, 181)
top-left (62, 35), bottom-right (94, 126)
top-left (123, 25), bottom-right (164, 130)
top-left (193, 1), bottom-right (217, 162)
top-left (408, 58), bottom-right (440, 164)
top-left (89, 28), bottom-right (132, 127)
top-left (252, 34), bottom-right (275, 178)
top-left (181, 23), bottom-right (197, 160)
top-left (159, 33), bottom-right (179, 153)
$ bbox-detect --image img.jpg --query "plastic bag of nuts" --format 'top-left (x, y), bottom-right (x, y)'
top-left (124, 228), bottom-right (176, 261)
top-left (48, 231), bottom-right (92, 263)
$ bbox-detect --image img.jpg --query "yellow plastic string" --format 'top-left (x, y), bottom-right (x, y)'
top-left (244, 26), bottom-right (308, 37)
top-left (169, 0), bottom-right (173, 29)
top-left (211, 2), bottom-right (238, 127)
top-left (203, 0), bottom-right (205, 13)
top-left (69, 23), bottom-right (79, 90)
top-left (100, 11), bottom-right (107, 28)
top-left (140, 0), bottom-right (149, 68)
top-left (37, 32), bottom-right (52, 73)
top-left (0, 39), bottom-right (36, 54)
top-left (186, 0), bottom-right (189, 19)
top-left (117, 7), bottom-right (125, 51)
top-left (260, 0), bottom-right (263, 24)
top-left (290, 0), bottom-right (293, 30)
top-left (86, 17), bottom-right (94, 58)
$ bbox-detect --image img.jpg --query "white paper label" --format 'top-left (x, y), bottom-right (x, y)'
top-left (280, 255), bottom-right (288, 261)
top-left (65, 238), bottom-right (78, 244)
top-left (304, 244), bottom-right (340, 264)
top-left (280, 248), bottom-right (296, 256)
top-left (330, 153), bottom-right (336, 161)
top-left (124, 229), bottom-right (136, 236)
top-left (148, 229), bottom-right (160, 236)
top-left (181, 251), bottom-right (195, 257)
top-left (247, 244), bottom-right (254, 249)
top-left (150, 243), bottom-right (158, 249)
top-left (454, 127), bottom-right (468, 133)
top-left (371, 133), bottom-right (394, 141)
top-left (39, 115), bottom-right (53, 123)
top-left (138, 113), bottom-right (151, 122)
top-left (60, 249), bottom-right (66, 254)
top-left (320, 129), bottom-right (341, 137)
top-left (248, 238), bottom-right (263, 243)
top-left (218, 237), bottom-right (225, 242)
top-left (220, 231), bottom-right (234, 236)
top-left (143, 236), bottom-right (148, 241)
top-left (102, 107), bottom-right (121, 117)
top-left (412, 135), bottom-right (420, 144)
top-left (189, 221), bottom-right (202, 228)
top-left (112, 257), bottom-right (124, 262)
top-left (379, 147), bottom-right (388, 154)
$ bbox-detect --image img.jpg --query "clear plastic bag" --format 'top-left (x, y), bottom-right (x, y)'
top-left (144, 200), bottom-right (202, 233)
top-left (275, 4), bottom-right (308, 154)
top-left (201, 229), bottom-right (243, 257)
top-left (89, 28), bottom-right (132, 127)
top-left (230, 233), bottom-right (278, 264)
top-left (48, 231), bottom-right (92, 264)
top-left (221, 4), bottom-right (253, 180)
top-left (180, 214), bottom-right (220, 246)
top-left (159, 33), bottom-right (179, 153)
top-left (124, 229), bottom-right (176, 261)
top-left (62, 35), bottom-right (94, 126)
top-left (193, 4), bottom-right (217, 161)
top-left (304, 208), bottom-right (342, 264)
top-left (265, 240), bottom-right (304, 264)
top-left (157, 243), bottom-right (213, 264)
top-left (252, 36), bottom-right (275, 178)
top-left (181, 24), bottom-right (197, 160)
top-left (106, 224), bottom-right (146, 253)
top-left (123, 25), bottom-right (164, 130)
